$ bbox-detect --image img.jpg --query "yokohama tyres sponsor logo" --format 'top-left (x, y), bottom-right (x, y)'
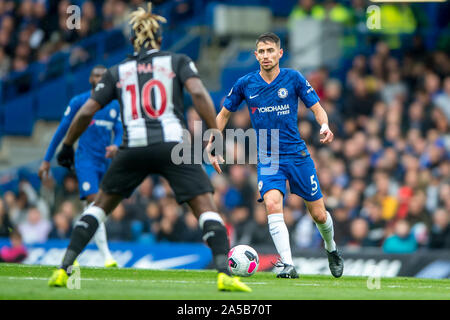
top-left (251, 104), bottom-right (290, 115)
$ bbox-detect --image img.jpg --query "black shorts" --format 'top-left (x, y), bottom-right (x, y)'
top-left (101, 143), bottom-right (214, 204)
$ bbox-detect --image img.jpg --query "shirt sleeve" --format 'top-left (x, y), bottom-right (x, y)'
top-left (222, 77), bottom-right (245, 112)
top-left (91, 69), bottom-right (117, 107)
top-left (112, 102), bottom-right (123, 147)
top-left (43, 97), bottom-right (82, 162)
top-left (177, 54), bottom-right (200, 84)
top-left (295, 71), bottom-right (320, 108)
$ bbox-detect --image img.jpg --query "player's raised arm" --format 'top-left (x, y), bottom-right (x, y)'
top-left (309, 102), bottom-right (334, 144)
top-left (216, 107), bottom-right (232, 132)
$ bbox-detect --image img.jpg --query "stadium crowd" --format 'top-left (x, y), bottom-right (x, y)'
top-left (0, 0), bottom-right (449, 260)
top-left (0, 0), bottom-right (188, 78)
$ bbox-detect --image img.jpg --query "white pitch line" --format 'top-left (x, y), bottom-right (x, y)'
top-left (0, 276), bottom-right (269, 285)
top-left (2, 277), bottom-right (449, 290)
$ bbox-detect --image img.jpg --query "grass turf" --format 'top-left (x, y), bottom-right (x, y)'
top-left (0, 263), bottom-right (449, 300)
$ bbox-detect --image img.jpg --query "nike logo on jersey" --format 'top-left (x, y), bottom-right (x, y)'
top-left (311, 190), bottom-right (319, 196)
top-left (249, 94), bottom-right (259, 99)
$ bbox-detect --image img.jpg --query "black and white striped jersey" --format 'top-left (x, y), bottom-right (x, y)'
top-left (91, 48), bottom-right (199, 148)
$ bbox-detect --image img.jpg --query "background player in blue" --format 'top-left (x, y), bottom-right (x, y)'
top-left (38, 65), bottom-right (122, 268)
top-left (210, 33), bottom-right (344, 279)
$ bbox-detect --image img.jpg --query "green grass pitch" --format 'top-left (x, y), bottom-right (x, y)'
top-left (0, 263), bottom-right (449, 300)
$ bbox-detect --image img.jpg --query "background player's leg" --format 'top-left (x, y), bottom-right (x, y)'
top-left (264, 189), bottom-right (294, 266)
top-left (86, 194), bottom-right (116, 266)
top-left (188, 193), bottom-right (230, 275)
top-left (305, 198), bottom-right (336, 252)
top-left (60, 190), bottom-right (122, 272)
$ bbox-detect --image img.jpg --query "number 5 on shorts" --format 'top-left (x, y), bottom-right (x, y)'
top-left (310, 175), bottom-right (318, 191)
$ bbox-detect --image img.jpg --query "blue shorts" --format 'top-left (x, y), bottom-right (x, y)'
top-left (257, 155), bottom-right (323, 202)
top-left (74, 153), bottom-right (110, 200)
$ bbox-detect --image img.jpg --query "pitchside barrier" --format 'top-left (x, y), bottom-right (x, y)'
top-left (0, 238), bottom-right (448, 279)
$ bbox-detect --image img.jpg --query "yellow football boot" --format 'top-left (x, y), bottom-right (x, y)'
top-left (104, 258), bottom-right (118, 268)
top-left (217, 272), bottom-right (252, 292)
top-left (48, 269), bottom-right (68, 288)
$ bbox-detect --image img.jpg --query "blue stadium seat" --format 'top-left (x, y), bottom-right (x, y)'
top-left (209, 91), bottom-right (227, 111)
top-left (103, 49), bottom-right (129, 68)
top-left (36, 79), bottom-right (70, 121)
top-left (269, 0), bottom-right (297, 17)
top-left (104, 29), bottom-right (127, 53)
top-left (3, 93), bottom-right (35, 136)
top-left (70, 66), bottom-right (93, 96)
top-left (43, 52), bottom-right (69, 81)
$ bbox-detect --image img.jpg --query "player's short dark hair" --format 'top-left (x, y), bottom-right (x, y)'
top-left (91, 65), bottom-right (106, 74)
top-left (256, 32), bottom-right (281, 48)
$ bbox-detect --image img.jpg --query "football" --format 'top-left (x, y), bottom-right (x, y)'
top-left (227, 245), bottom-right (259, 277)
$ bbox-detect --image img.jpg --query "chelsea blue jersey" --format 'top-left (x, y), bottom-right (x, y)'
top-left (223, 68), bottom-right (320, 158)
top-left (44, 90), bottom-right (123, 163)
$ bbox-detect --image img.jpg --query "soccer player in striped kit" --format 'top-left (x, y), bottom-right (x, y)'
top-left (48, 4), bottom-right (250, 292)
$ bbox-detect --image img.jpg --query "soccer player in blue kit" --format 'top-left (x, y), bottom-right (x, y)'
top-left (38, 65), bottom-right (122, 268)
top-left (210, 33), bottom-right (344, 278)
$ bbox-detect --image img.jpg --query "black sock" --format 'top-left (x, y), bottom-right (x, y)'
top-left (61, 215), bottom-right (99, 272)
top-left (202, 220), bottom-right (230, 275)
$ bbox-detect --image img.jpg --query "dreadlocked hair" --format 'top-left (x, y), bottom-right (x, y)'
top-left (129, 3), bottom-right (167, 51)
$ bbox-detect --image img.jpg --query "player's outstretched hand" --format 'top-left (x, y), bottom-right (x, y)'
top-left (320, 124), bottom-right (334, 144)
top-left (57, 144), bottom-right (75, 169)
top-left (38, 161), bottom-right (51, 180)
top-left (105, 145), bottom-right (119, 158)
top-left (206, 130), bottom-right (224, 174)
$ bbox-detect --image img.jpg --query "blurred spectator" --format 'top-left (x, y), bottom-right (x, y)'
top-left (54, 173), bottom-right (83, 216)
top-left (360, 198), bottom-right (386, 247)
top-left (433, 76), bottom-right (450, 121)
top-left (143, 201), bottom-right (161, 235)
top-left (18, 206), bottom-right (51, 244)
top-left (0, 198), bottom-right (13, 237)
top-left (245, 204), bottom-right (272, 247)
top-left (105, 203), bottom-right (132, 241)
top-left (347, 218), bottom-right (371, 248)
top-left (343, 76), bottom-right (379, 119)
top-left (428, 208), bottom-right (450, 249)
top-left (0, 229), bottom-right (27, 263)
top-left (228, 206), bottom-right (251, 246)
top-left (156, 197), bottom-right (185, 242)
top-left (223, 165), bottom-right (254, 213)
top-left (179, 210), bottom-right (202, 242)
top-left (383, 220), bottom-right (418, 253)
top-left (6, 191), bottom-right (30, 226)
top-left (331, 204), bottom-right (351, 247)
top-left (124, 177), bottom-right (155, 222)
top-left (82, 0), bottom-right (101, 35)
top-left (48, 212), bottom-right (72, 240)
top-left (0, 46), bottom-right (11, 78)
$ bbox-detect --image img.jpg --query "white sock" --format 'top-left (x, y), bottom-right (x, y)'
top-left (268, 213), bottom-right (294, 265)
top-left (94, 221), bottom-right (114, 262)
top-left (315, 211), bottom-right (337, 252)
top-left (84, 202), bottom-right (113, 262)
